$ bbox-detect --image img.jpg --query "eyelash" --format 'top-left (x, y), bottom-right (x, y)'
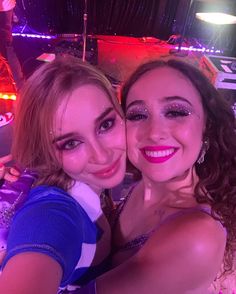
top-left (56, 139), bottom-right (82, 151)
top-left (126, 105), bottom-right (192, 121)
top-left (98, 117), bottom-right (116, 133)
top-left (164, 108), bottom-right (191, 118)
top-left (55, 117), bottom-right (116, 151)
top-left (126, 112), bottom-right (148, 121)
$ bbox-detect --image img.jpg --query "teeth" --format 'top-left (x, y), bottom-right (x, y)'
top-left (144, 148), bottom-right (175, 158)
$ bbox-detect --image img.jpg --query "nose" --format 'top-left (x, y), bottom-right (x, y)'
top-left (144, 116), bottom-right (168, 141)
top-left (88, 140), bottom-right (110, 164)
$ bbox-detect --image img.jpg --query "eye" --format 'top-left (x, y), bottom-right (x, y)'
top-left (99, 118), bottom-right (115, 133)
top-left (56, 139), bottom-right (82, 151)
top-left (126, 110), bottom-right (148, 121)
top-left (164, 104), bottom-right (192, 119)
top-left (165, 109), bottom-right (191, 118)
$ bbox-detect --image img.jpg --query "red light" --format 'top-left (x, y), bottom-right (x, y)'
top-left (0, 93), bottom-right (17, 101)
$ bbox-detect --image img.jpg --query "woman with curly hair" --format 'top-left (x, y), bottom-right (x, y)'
top-left (94, 59), bottom-right (236, 293)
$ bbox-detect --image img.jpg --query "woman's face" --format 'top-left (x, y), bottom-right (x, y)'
top-left (53, 84), bottom-right (126, 193)
top-left (125, 66), bottom-right (205, 183)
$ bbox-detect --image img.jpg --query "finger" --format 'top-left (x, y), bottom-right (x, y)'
top-left (3, 172), bottom-right (19, 182)
top-left (0, 163), bottom-right (5, 179)
top-left (9, 167), bottom-right (21, 177)
top-left (0, 154), bottom-right (13, 164)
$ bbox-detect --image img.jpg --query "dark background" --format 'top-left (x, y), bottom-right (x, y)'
top-left (16, 0), bottom-right (236, 56)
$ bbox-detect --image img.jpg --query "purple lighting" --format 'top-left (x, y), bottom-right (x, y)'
top-left (12, 33), bottom-right (55, 39)
top-left (175, 46), bottom-right (222, 54)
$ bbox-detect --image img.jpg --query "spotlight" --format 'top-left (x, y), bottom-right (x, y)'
top-left (196, 12), bottom-right (236, 25)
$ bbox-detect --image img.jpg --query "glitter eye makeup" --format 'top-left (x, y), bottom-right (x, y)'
top-left (162, 103), bottom-right (194, 119)
top-left (126, 106), bottom-right (149, 121)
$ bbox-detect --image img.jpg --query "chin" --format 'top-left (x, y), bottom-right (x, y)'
top-left (102, 172), bottom-right (126, 190)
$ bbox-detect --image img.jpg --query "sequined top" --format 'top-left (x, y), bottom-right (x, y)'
top-left (0, 169), bottom-right (37, 252)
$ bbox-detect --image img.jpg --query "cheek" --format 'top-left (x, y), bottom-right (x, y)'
top-left (175, 120), bottom-right (204, 163)
top-left (61, 151), bottom-right (87, 176)
top-left (178, 119), bottom-right (204, 143)
top-left (126, 127), bottom-right (139, 163)
top-left (108, 120), bottom-right (126, 149)
top-left (126, 124), bottom-right (139, 147)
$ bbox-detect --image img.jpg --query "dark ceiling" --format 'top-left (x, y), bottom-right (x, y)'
top-left (16, 0), bottom-right (236, 56)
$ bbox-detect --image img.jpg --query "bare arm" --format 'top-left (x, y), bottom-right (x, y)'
top-left (96, 212), bottom-right (226, 294)
top-left (0, 252), bottom-right (62, 294)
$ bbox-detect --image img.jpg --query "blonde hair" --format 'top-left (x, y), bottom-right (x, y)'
top-left (12, 55), bottom-right (123, 190)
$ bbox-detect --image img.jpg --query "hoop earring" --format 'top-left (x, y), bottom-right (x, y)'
top-left (197, 138), bottom-right (209, 164)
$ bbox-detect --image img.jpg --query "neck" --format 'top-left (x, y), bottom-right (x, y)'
top-left (139, 168), bottom-right (199, 208)
top-left (86, 183), bottom-right (103, 196)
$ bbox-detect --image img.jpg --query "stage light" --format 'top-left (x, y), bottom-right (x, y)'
top-left (0, 56), bottom-right (17, 114)
top-left (196, 12), bottom-right (236, 25)
top-left (170, 0), bottom-right (236, 55)
top-left (0, 93), bottom-right (17, 101)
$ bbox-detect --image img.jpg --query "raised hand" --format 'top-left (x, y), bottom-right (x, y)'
top-left (0, 154), bottom-right (20, 182)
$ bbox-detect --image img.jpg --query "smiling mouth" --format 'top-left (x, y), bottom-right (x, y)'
top-left (140, 147), bottom-right (178, 163)
top-left (92, 157), bottom-right (121, 179)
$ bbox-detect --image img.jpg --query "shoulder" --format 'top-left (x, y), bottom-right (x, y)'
top-left (149, 209), bottom-right (226, 260)
top-left (137, 210), bottom-right (226, 290)
top-left (26, 185), bottom-right (83, 216)
top-left (12, 185), bottom-right (98, 242)
top-left (29, 185), bottom-right (71, 200)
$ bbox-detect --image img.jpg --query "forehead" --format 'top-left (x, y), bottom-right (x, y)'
top-left (127, 66), bottom-right (202, 106)
top-left (59, 84), bottom-right (112, 112)
top-left (54, 84), bottom-right (113, 131)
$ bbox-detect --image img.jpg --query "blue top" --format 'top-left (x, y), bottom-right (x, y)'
top-left (1, 185), bottom-right (100, 288)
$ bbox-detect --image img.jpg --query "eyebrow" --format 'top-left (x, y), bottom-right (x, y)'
top-left (52, 107), bottom-right (114, 144)
top-left (126, 95), bottom-right (192, 111)
top-left (52, 132), bottom-right (76, 144)
top-left (95, 107), bottom-right (114, 124)
top-left (126, 100), bottom-right (144, 111)
top-left (164, 95), bottom-right (192, 106)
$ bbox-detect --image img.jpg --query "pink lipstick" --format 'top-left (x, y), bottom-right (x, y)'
top-left (140, 146), bottom-right (178, 163)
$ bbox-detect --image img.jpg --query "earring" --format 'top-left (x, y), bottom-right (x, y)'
top-left (197, 138), bottom-right (209, 164)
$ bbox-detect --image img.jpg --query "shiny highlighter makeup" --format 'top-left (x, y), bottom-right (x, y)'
top-left (125, 66), bottom-right (205, 182)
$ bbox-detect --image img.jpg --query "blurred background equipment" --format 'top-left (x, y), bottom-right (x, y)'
top-left (0, 56), bottom-right (16, 157)
top-left (200, 55), bottom-right (236, 89)
top-left (170, 0), bottom-right (236, 55)
top-left (0, 55), bottom-right (17, 114)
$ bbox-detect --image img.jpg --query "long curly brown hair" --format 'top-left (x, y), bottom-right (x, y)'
top-left (121, 58), bottom-right (236, 272)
